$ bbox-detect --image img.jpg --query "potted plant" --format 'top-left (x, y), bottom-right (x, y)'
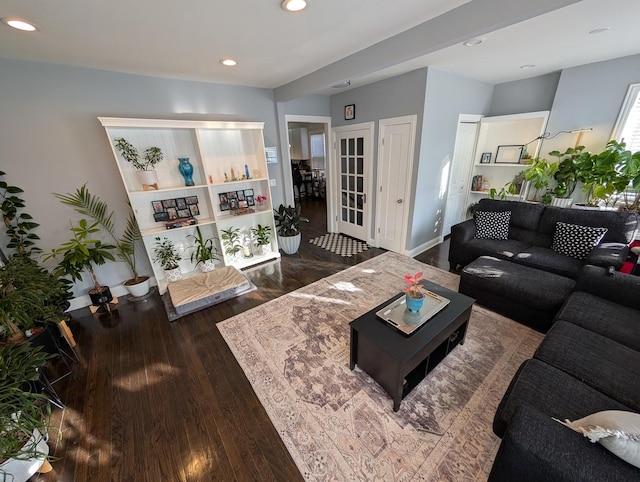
top-left (547, 146), bottom-right (588, 207)
top-left (152, 237), bottom-right (182, 282)
top-left (0, 170), bottom-right (41, 258)
top-left (45, 219), bottom-right (116, 309)
top-left (114, 138), bottom-right (164, 191)
top-left (0, 343), bottom-right (53, 481)
top-left (273, 204), bottom-right (309, 255)
top-left (520, 157), bottom-right (558, 204)
top-left (220, 227), bottom-right (242, 260)
top-left (251, 224), bottom-right (272, 255)
top-left (187, 226), bottom-right (220, 272)
top-left (403, 272), bottom-right (425, 313)
top-left (489, 171), bottom-right (526, 201)
top-left (55, 185), bottom-right (151, 297)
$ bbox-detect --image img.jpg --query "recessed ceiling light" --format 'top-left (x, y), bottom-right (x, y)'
top-left (281, 0), bottom-right (307, 12)
top-left (589, 27), bottom-right (610, 35)
top-left (332, 81), bottom-right (351, 88)
top-left (462, 38), bottom-right (483, 47)
top-left (220, 59), bottom-right (237, 67)
top-left (1, 17), bottom-right (39, 32)
top-left (520, 64), bottom-right (536, 70)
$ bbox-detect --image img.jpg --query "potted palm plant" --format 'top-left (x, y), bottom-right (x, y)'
top-left (152, 237), bottom-right (182, 282)
top-left (220, 227), bottom-right (242, 261)
top-left (187, 227), bottom-right (220, 272)
top-left (54, 185), bottom-right (150, 297)
top-left (0, 343), bottom-right (53, 481)
top-left (114, 138), bottom-right (164, 191)
top-left (251, 224), bottom-right (272, 256)
top-left (273, 204), bottom-right (309, 255)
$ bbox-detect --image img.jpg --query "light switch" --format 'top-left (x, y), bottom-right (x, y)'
top-left (270, 179), bottom-right (276, 187)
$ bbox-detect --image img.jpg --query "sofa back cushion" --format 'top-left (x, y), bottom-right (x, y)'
top-left (537, 207), bottom-right (638, 247)
top-left (476, 199), bottom-right (545, 243)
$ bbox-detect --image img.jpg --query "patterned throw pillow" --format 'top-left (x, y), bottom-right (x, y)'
top-left (551, 222), bottom-right (608, 260)
top-left (474, 210), bottom-right (511, 240)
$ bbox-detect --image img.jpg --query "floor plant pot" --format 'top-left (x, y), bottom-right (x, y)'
top-left (277, 233), bottom-right (301, 255)
top-left (164, 267), bottom-right (182, 282)
top-left (199, 259), bottom-right (216, 273)
top-left (405, 293), bottom-right (425, 312)
top-left (89, 286), bottom-right (113, 306)
top-left (123, 276), bottom-right (150, 297)
top-left (136, 170), bottom-right (159, 191)
top-left (551, 197), bottom-right (573, 208)
top-left (0, 428), bottom-right (50, 482)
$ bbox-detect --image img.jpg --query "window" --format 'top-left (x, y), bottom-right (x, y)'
top-left (612, 83), bottom-right (640, 151)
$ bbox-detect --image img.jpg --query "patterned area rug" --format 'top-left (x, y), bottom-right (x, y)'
top-left (217, 252), bottom-right (543, 481)
top-left (309, 232), bottom-right (369, 257)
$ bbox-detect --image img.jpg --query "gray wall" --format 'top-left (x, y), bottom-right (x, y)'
top-left (410, 68), bottom-right (493, 249)
top-left (0, 58), bottom-right (282, 296)
top-left (488, 72), bottom-right (560, 116)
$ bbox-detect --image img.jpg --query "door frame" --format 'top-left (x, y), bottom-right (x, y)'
top-left (374, 115), bottom-right (417, 254)
top-left (332, 122), bottom-right (375, 241)
top-left (284, 115), bottom-right (332, 232)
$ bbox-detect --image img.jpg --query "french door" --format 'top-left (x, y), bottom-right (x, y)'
top-left (333, 124), bottom-right (373, 242)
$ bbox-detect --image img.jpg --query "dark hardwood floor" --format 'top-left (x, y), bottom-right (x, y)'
top-left (39, 197), bottom-right (451, 482)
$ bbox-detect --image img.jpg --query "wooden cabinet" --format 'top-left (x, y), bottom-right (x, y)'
top-left (468, 111), bottom-right (549, 202)
top-left (99, 117), bottom-right (279, 293)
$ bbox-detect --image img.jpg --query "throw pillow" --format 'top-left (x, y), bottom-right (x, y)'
top-left (554, 411), bottom-right (640, 469)
top-left (474, 210), bottom-right (511, 240)
top-left (551, 222), bottom-right (607, 260)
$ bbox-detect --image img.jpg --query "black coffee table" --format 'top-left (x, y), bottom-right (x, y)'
top-left (349, 280), bottom-right (474, 411)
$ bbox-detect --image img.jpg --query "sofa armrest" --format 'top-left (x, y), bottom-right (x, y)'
top-left (585, 242), bottom-right (629, 269)
top-left (575, 265), bottom-right (640, 312)
top-left (489, 405), bottom-right (640, 482)
top-left (448, 219), bottom-right (476, 268)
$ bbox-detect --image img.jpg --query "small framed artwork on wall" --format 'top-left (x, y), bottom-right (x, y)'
top-left (480, 152), bottom-right (492, 164)
top-left (344, 104), bottom-right (355, 121)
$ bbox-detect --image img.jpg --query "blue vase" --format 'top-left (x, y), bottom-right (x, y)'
top-left (405, 293), bottom-right (425, 312)
top-left (178, 158), bottom-right (195, 186)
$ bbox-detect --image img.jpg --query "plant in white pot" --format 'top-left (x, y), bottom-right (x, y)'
top-left (55, 185), bottom-right (151, 298)
top-left (273, 204), bottom-right (309, 255)
top-left (114, 138), bottom-right (164, 191)
top-left (187, 227), bottom-right (220, 272)
top-left (251, 224), bottom-right (272, 256)
top-left (153, 237), bottom-right (182, 282)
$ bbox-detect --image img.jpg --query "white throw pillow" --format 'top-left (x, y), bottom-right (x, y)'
top-left (554, 410), bottom-right (640, 468)
top-left (474, 210), bottom-right (511, 240)
top-left (551, 221), bottom-right (608, 260)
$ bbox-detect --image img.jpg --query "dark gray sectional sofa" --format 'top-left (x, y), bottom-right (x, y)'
top-left (489, 266), bottom-right (640, 480)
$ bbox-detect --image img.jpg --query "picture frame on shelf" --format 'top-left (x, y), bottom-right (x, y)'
top-left (480, 152), bottom-right (492, 164)
top-left (344, 104), bottom-right (355, 120)
top-left (495, 145), bottom-right (524, 164)
top-left (152, 196), bottom-right (200, 223)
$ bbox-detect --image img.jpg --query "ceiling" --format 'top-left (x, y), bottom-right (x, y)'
top-left (1, 0), bottom-right (639, 99)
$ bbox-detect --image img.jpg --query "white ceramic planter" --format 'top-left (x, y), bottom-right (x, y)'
top-left (277, 233), bottom-right (301, 255)
top-left (136, 170), bottom-right (159, 191)
top-left (164, 267), bottom-right (182, 282)
top-left (123, 277), bottom-right (150, 297)
top-left (551, 197), bottom-right (573, 208)
top-left (0, 428), bottom-right (49, 482)
top-left (199, 259), bottom-right (216, 273)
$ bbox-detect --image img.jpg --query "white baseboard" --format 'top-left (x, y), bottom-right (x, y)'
top-left (406, 235), bottom-right (443, 258)
top-left (67, 276), bottom-right (158, 312)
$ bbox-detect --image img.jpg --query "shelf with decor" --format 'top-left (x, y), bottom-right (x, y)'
top-left (99, 117), bottom-right (280, 293)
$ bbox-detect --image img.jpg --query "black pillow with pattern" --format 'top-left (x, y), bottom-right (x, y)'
top-left (474, 210), bottom-right (511, 240)
top-left (552, 221), bottom-right (608, 259)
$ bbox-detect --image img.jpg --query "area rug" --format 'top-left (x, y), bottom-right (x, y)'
top-left (309, 232), bottom-right (369, 257)
top-left (217, 252), bottom-right (544, 481)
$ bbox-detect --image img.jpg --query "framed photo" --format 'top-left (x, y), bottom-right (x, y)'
top-left (236, 190), bottom-right (246, 201)
top-left (220, 202), bottom-right (230, 211)
top-left (152, 201), bottom-right (164, 214)
top-left (177, 209), bottom-right (190, 218)
top-left (218, 193), bottom-right (228, 204)
top-left (185, 196), bottom-right (198, 205)
top-left (153, 212), bottom-right (169, 222)
top-left (229, 198), bottom-right (238, 210)
top-left (176, 198), bottom-right (187, 210)
top-left (246, 195), bottom-right (255, 206)
top-left (166, 207), bottom-right (178, 220)
top-left (227, 191), bottom-right (237, 201)
top-left (238, 200), bottom-right (248, 209)
top-left (244, 189), bottom-right (254, 198)
top-left (480, 152), bottom-right (492, 164)
top-left (495, 145), bottom-right (524, 164)
top-left (162, 199), bottom-right (177, 209)
top-left (189, 204), bottom-right (200, 216)
top-left (344, 104), bottom-right (355, 120)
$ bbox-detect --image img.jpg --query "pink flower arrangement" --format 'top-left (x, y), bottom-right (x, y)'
top-left (256, 195), bottom-right (268, 202)
top-left (403, 272), bottom-right (425, 299)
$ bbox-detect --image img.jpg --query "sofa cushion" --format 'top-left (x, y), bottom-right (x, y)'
top-left (551, 222), bottom-right (608, 260)
top-left (557, 410), bottom-right (640, 469)
top-left (494, 359), bottom-right (632, 438)
top-left (461, 238), bottom-right (530, 262)
top-left (474, 210), bottom-right (510, 239)
top-left (535, 321), bottom-right (640, 412)
top-left (513, 246), bottom-right (584, 279)
top-left (556, 292), bottom-right (640, 351)
top-left (476, 198), bottom-right (545, 243)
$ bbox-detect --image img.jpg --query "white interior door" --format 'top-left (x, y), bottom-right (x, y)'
top-left (333, 124), bottom-right (373, 241)
top-left (375, 115), bottom-right (416, 253)
top-left (443, 117), bottom-right (481, 236)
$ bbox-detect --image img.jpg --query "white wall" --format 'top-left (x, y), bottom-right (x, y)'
top-left (0, 58), bottom-right (281, 297)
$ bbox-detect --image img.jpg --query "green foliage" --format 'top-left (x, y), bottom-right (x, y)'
top-left (489, 171), bottom-right (525, 201)
top-left (0, 170), bottom-right (41, 257)
top-left (114, 138), bottom-right (164, 171)
top-left (519, 158), bottom-right (558, 204)
top-left (273, 204), bottom-right (309, 237)
top-left (0, 343), bottom-right (51, 467)
top-left (54, 184), bottom-right (143, 281)
top-left (220, 227), bottom-right (242, 257)
top-left (152, 237), bottom-right (181, 270)
top-left (251, 224), bottom-right (272, 247)
top-left (548, 146), bottom-right (588, 199)
top-left (187, 227), bottom-right (220, 265)
top-left (45, 219), bottom-right (116, 291)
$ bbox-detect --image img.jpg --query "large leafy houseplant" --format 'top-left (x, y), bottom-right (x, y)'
top-left (520, 158), bottom-right (558, 204)
top-left (152, 237), bottom-right (181, 271)
top-left (548, 146), bottom-right (588, 199)
top-left (0, 171), bottom-right (41, 258)
top-left (273, 204), bottom-right (309, 237)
